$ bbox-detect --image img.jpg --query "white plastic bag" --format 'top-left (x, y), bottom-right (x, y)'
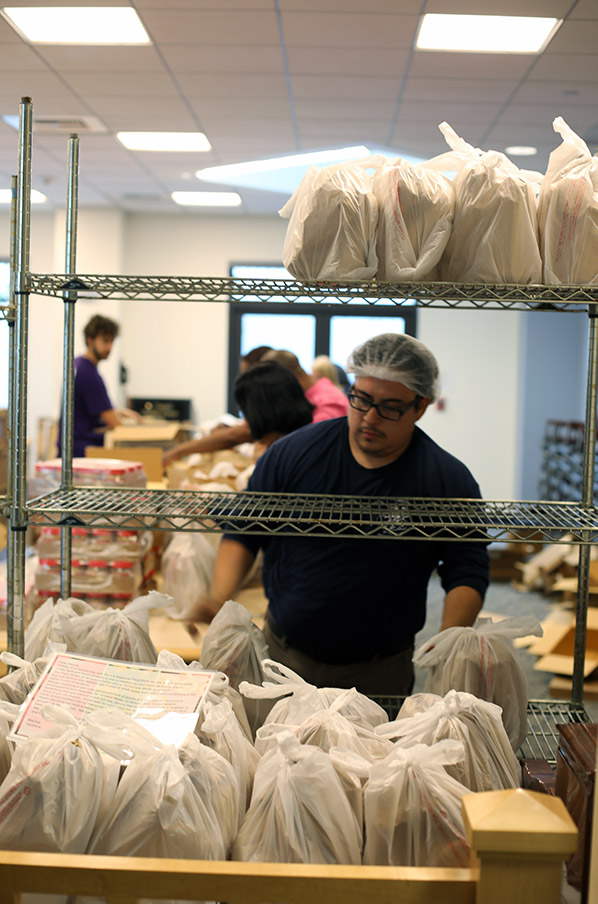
top-left (88, 711), bottom-right (231, 860)
top-left (240, 659), bottom-right (389, 731)
top-left (24, 597), bottom-right (93, 661)
top-left (0, 643), bottom-right (67, 705)
top-left (161, 532), bottom-right (217, 619)
top-left (363, 740), bottom-right (471, 867)
top-left (378, 689), bottom-right (520, 792)
top-left (438, 121), bottom-right (542, 283)
top-left (56, 591), bottom-right (172, 663)
top-left (197, 698), bottom-right (260, 825)
top-left (0, 706), bottom-right (120, 853)
top-left (538, 116), bottom-right (598, 285)
top-left (373, 156), bottom-right (455, 281)
top-left (413, 614), bottom-right (543, 750)
top-left (233, 732), bottom-right (363, 864)
top-left (279, 158), bottom-right (379, 280)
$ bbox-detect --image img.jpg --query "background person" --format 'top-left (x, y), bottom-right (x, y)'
top-left (312, 354), bottom-right (351, 394)
top-left (263, 349), bottom-right (349, 421)
top-left (57, 314), bottom-right (141, 457)
top-left (189, 332), bottom-right (490, 696)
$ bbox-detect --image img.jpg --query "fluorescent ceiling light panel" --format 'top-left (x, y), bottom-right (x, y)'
top-left (0, 188), bottom-right (46, 203)
top-left (195, 145), bottom-right (424, 195)
top-left (2, 7), bottom-right (150, 44)
top-left (505, 145), bottom-right (538, 156)
top-left (172, 191), bottom-right (242, 207)
top-left (117, 132), bottom-right (211, 152)
top-left (416, 14), bottom-right (560, 53)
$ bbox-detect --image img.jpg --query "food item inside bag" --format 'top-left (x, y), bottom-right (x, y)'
top-left (363, 740), bottom-right (471, 868)
top-left (233, 732), bottom-right (363, 864)
top-left (161, 532), bottom-right (217, 620)
top-left (380, 689), bottom-right (520, 792)
top-left (279, 158), bottom-right (379, 281)
top-left (538, 116), bottom-right (598, 285)
top-left (437, 122), bottom-right (542, 284)
top-left (373, 156), bottom-right (454, 281)
top-left (413, 614), bottom-right (543, 750)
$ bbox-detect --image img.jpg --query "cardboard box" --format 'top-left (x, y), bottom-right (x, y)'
top-left (533, 607), bottom-right (598, 678)
top-left (105, 421), bottom-right (192, 450)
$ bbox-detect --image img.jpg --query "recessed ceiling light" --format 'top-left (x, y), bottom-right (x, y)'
top-left (0, 188), bottom-right (46, 203)
top-left (171, 191), bottom-right (242, 207)
top-left (505, 146), bottom-right (538, 156)
top-left (416, 14), bottom-right (561, 53)
top-left (1, 7), bottom-right (151, 45)
top-left (196, 146), bottom-right (370, 183)
top-left (117, 132), bottom-right (211, 152)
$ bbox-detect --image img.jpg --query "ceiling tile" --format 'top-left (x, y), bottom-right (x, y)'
top-left (544, 19), bottom-right (598, 53)
top-left (402, 77), bottom-right (519, 103)
top-left (531, 52), bottom-right (598, 81)
top-left (176, 73), bottom-right (288, 99)
top-left (425, 0), bottom-right (572, 13)
top-left (279, 0), bottom-right (422, 10)
top-left (512, 80), bottom-right (598, 105)
top-left (294, 97), bottom-right (396, 119)
top-left (159, 44), bottom-right (285, 74)
top-left (60, 71), bottom-right (180, 97)
top-left (292, 75), bottom-right (399, 100)
top-left (191, 97), bottom-right (292, 118)
top-left (34, 45), bottom-right (165, 73)
top-left (139, 10), bottom-right (280, 44)
top-left (281, 11), bottom-right (420, 48)
top-left (286, 45), bottom-right (409, 77)
top-left (408, 52), bottom-right (533, 80)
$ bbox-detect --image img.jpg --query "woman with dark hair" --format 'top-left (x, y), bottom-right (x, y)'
top-left (234, 360), bottom-right (314, 456)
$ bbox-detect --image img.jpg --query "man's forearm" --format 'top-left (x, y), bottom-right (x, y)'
top-left (163, 421), bottom-right (252, 465)
top-left (440, 585), bottom-right (483, 630)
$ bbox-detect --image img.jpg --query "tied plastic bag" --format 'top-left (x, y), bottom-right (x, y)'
top-left (255, 689), bottom-right (393, 762)
top-left (413, 614), bottom-right (543, 750)
top-left (24, 597), bottom-right (94, 661)
top-left (233, 732), bottom-right (363, 864)
top-left (197, 698), bottom-right (260, 826)
top-left (363, 740), bottom-right (471, 868)
top-left (88, 711), bottom-right (234, 860)
top-left (0, 702), bottom-right (19, 787)
top-left (55, 591), bottom-right (173, 663)
top-left (373, 156), bottom-right (455, 281)
top-left (0, 705), bottom-right (120, 853)
top-left (279, 157), bottom-right (380, 281)
top-left (156, 649), bottom-right (252, 741)
top-left (437, 121), bottom-right (542, 284)
top-left (161, 532), bottom-right (218, 620)
top-left (240, 659), bottom-right (389, 731)
top-left (0, 643), bottom-right (67, 705)
top-left (378, 690), bottom-right (520, 792)
top-left (538, 116), bottom-right (598, 285)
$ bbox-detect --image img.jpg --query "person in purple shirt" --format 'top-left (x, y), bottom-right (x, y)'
top-left (58, 314), bottom-right (141, 457)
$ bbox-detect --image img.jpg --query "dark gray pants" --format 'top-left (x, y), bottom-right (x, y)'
top-left (263, 616), bottom-right (414, 697)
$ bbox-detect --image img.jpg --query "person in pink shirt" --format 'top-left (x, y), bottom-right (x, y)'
top-left (263, 349), bottom-right (349, 422)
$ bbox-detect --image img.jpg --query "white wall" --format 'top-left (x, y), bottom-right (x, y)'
top-left (0, 205), bottom-right (588, 499)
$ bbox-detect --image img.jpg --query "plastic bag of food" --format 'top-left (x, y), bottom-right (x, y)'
top-left (438, 121), bottom-right (542, 283)
top-left (24, 597), bottom-right (94, 661)
top-left (240, 659), bottom-right (388, 731)
top-left (0, 706), bottom-right (120, 853)
top-left (538, 116), bottom-right (598, 284)
top-left (161, 532), bottom-right (217, 619)
top-left (233, 732), bottom-right (363, 864)
top-left (156, 649), bottom-right (252, 740)
top-left (363, 740), bottom-right (471, 867)
top-left (197, 698), bottom-right (260, 825)
top-left (255, 690), bottom-right (393, 761)
top-left (279, 157), bottom-right (380, 280)
top-left (413, 614), bottom-right (543, 750)
top-left (378, 689), bottom-right (520, 792)
top-left (88, 711), bottom-right (231, 860)
top-left (373, 156), bottom-right (455, 281)
top-left (56, 591), bottom-right (172, 663)
top-left (0, 702), bottom-right (19, 787)
top-left (0, 643), bottom-right (67, 705)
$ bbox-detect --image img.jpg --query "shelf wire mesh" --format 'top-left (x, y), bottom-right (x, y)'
top-left (26, 487), bottom-right (598, 542)
top-left (26, 274), bottom-right (598, 311)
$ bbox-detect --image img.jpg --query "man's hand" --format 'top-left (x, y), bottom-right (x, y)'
top-left (185, 595), bottom-right (224, 635)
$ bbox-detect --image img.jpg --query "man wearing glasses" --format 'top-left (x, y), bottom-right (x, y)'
top-left (192, 332), bottom-right (489, 696)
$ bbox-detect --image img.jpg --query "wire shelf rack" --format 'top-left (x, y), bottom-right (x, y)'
top-left (26, 274), bottom-right (598, 311)
top-left (25, 487), bottom-right (598, 541)
top-left (520, 699), bottom-right (590, 764)
top-left (0, 304), bottom-right (13, 322)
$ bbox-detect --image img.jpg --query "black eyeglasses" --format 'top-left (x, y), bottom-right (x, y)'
top-left (347, 393), bottom-right (421, 421)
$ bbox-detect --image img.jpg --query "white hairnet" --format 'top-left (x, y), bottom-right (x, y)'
top-left (346, 333), bottom-right (440, 401)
